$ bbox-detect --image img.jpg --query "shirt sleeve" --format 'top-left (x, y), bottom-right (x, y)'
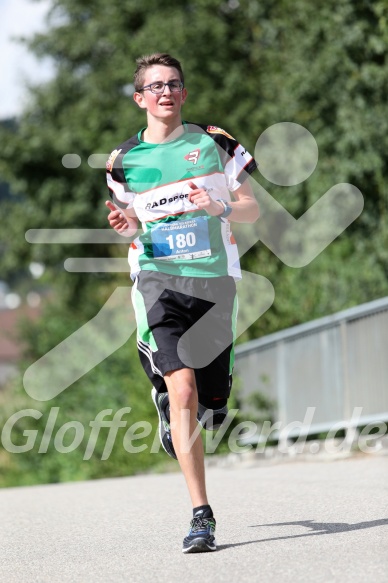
top-left (205, 125), bottom-right (258, 192)
top-left (106, 148), bottom-right (136, 209)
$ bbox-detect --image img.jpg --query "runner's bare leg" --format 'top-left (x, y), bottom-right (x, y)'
top-left (164, 367), bottom-right (208, 508)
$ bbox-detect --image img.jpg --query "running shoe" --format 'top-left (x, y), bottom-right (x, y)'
top-left (182, 514), bottom-right (217, 553)
top-left (151, 388), bottom-right (177, 460)
top-left (197, 402), bottom-right (228, 431)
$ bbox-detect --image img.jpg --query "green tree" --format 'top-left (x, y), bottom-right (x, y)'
top-left (1, 0), bottom-right (386, 312)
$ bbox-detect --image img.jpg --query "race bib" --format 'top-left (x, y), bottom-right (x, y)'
top-left (151, 216), bottom-right (211, 261)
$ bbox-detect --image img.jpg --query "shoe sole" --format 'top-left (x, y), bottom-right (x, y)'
top-left (182, 537), bottom-right (217, 553)
top-left (151, 388), bottom-right (177, 460)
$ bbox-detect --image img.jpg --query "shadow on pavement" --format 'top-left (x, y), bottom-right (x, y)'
top-left (217, 518), bottom-right (388, 551)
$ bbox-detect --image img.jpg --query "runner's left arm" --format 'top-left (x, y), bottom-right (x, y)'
top-left (188, 178), bottom-right (259, 223)
top-left (223, 178), bottom-right (259, 223)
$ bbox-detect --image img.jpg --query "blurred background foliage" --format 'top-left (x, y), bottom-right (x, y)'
top-left (0, 0), bottom-right (387, 486)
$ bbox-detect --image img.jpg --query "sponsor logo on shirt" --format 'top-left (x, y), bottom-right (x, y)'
top-left (185, 165), bottom-right (205, 172)
top-left (207, 126), bottom-right (235, 140)
top-left (145, 193), bottom-right (190, 210)
top-left (106, 149), bottom-right (122, 172)
top-left (184, 149), bottom-right (200, 165)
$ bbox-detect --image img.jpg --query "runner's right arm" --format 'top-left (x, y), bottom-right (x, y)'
top-left (105, 200), bottom-right (138, 237)
top-left (105, 142), bottom-right (139, 237)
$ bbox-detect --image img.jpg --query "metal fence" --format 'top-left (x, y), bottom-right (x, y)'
top-left (234, 296), bottom-right (388, 437)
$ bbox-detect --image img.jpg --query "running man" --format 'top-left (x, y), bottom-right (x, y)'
top-left (105, 53), bottom-right (259, 553)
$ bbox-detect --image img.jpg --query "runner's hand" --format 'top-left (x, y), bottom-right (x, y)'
top-left (187, 182), bottom-right (224, 217)
top-left (105, 200), bottom-right (132, 234)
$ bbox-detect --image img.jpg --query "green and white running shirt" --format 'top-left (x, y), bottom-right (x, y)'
top-left (106, 122), bottom-right (257, 280)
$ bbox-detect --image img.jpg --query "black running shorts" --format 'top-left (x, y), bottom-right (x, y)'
top-left (131, 270), bottom-right (237, 402)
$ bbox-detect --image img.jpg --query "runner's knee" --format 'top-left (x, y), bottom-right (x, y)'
top-left (164, 369), bottom-right (198, 412)
top-left (169, 384), bottom-right (197, 411)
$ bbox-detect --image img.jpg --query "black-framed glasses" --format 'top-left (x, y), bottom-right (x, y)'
top-left (138, 81), bottom-right (184, 94)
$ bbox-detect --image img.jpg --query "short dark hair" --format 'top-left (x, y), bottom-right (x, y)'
top-left (133, 53), bottom-right (184, 91)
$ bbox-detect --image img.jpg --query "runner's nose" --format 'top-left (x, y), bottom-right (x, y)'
top-left (162, 83), bottom-right (172, 95)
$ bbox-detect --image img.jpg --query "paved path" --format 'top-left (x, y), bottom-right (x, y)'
top-left (0, 454), bottom-right (387, 583)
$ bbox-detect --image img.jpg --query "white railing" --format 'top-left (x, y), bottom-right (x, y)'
top-left (234, 296), bottom-right (388, 437)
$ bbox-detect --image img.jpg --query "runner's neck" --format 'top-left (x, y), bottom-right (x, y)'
top-left (143, 119), bottom-right (185, 144)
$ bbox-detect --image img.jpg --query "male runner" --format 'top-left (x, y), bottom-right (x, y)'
top-left (105, 53), bottom-right (259, 553)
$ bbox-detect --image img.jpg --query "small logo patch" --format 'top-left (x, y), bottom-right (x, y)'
top-left (207, 126), bottom-right (235, 139)
top-left (184, 149), bottom-right (200, 165)
top-left (106, 148), bottom-right (122, 172)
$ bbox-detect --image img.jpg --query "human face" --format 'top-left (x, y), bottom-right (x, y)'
top-left (133, 65), bottom-right (187, 122)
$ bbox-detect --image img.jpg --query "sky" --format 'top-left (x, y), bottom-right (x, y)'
top-left (0, 0), bottom-right (53, 119)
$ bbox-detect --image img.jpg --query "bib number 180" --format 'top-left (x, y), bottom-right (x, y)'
top-left (166, 232), bottom-right (196, 250)
top-left (150, 216), bottom-right (211, 260)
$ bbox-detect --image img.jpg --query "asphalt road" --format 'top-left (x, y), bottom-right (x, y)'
top-left (0, 454), bottom-right (387, 583)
